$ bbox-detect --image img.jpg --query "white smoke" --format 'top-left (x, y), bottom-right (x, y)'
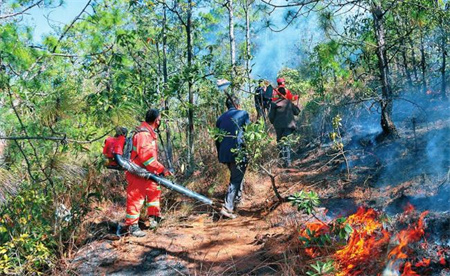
top-left (251, 1), bottom-right (325, 81)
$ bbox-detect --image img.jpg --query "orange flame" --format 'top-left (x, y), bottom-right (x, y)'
top-left (437, 250), bottom-right (447, 266)
top-left (403, 202), bottom-right (415, 214)
top-left (387, 211), bottom-right (429, 275)
top-left (300, 222), bottom-right (330, 257)
top-left (334, 207), bottom-right (390, 276)
top-left (300, 205), bottom-right (432, 275)
top-left (414, 258), bottom-right (430, 267)
top-left (388, 211), bottom-right (429, 260)
top-left (401, 262), bottom-right (419, 276)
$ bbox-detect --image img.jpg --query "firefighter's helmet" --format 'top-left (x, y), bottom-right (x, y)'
top-left (277, 78), bottom-right (285, 84)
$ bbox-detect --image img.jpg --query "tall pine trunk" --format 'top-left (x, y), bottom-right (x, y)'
top-left (227, 0), bottom-right (236, 79)
top-left (419, 28), bottom-right (428, 93)
top-left (401, 47), bottom-right (413, 89)
top-left (372, 4), bottom-right (399, 139)
top-left (441, 35), bottom-right (447, 99)
top-left (397, 17), bottom-right (413, 89)
top-left (162, 6), bottom-right (174, 168)
top-left (244, 0), bottom-right (251, 92)
top-left (409, 40), bottom-right (419, 84)
top-left (440, 16), bottom-right (447, 99)
top-left (186, 0), bottom-right (195, 174)
top-left (0, 59), bottom-right (4, 167)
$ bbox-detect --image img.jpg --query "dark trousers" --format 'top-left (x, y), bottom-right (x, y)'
top-left (275, 128), bottom-right (295, 167)
top-left (224, 162), bottom-right (247, 211)
top-left (255, 101), bottom-right (271, 122)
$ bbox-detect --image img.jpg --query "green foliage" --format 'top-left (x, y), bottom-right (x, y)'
top-left (306, 260), bottom-right (335, 276)
top-left (1, 0), bottom-right (449, 273)
top-left (208, 126), bottom-right (229, 144)
top-left (287, 190), bottom-right (320, 215)
top-left (232, 120), bottom-right (272, 168)
top-left (0, 187), bottom-right (56, 274)
top-left (300, 227), bottom-right (332, 248)
top-left (329, 114), bottom-right (343, 151)
top-left (330, 217), bottom-right (353, 241)
top-left (210, 119), bottom-right (272, 168)
top-left (277, 68), bottom-right (311, 98)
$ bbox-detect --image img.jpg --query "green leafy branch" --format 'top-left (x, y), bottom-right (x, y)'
top-left (328, 114), bottom-right (350, 179)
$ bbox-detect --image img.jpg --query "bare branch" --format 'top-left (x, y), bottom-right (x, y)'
top-left (0, 129), bottom-right (113, 144)
top-left (260, 0), bottom-right (319, 8)
top-left (0, 0), bottom-right (44, 20)
top-left (0, 136), bottom-right (67, 141)
top-left (259, 164), bottom-right (285, 201)
top-left (52, 0), bottom-right (93, 53)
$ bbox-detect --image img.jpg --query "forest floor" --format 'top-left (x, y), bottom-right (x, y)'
top-left (69, 97), bottom-right (450, 276)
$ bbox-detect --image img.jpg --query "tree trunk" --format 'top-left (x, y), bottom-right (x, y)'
top-left (0, 59), bottom-right (5, 167)
top-left (244, 0), bottom-right (251, 92)
top-left (409, 40), bottom-right (419, 83)
top-left (0, 101), bottom-right (5, 167)
top-left (372, 4), bottom-right (399, 139)
top-left (440, 25), bottom-right (447, 99)
top-left (227, 0), bottom-right (236, 79)
top-left (419, 28), bottom-right (427, 93)
top-left (186, 0), bottom-right (195, 174)
top-left (162, 6), bottom-right (174, 168)
top-left (397, 16), bottom-right (413, 89)
top-left (401, 46), bottom-right (413, 89)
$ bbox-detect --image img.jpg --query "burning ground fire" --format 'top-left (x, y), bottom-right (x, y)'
top-left (299, 204), bottom-right (449, 275)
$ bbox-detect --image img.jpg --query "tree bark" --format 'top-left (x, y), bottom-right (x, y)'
top-left (0, 58), bottom-right (5, 167)
top-left (401, 46), bottom-right (413, 89)
top-left (419, 28), bottom-right (427, 93)
top-left (441, 34), bottom-right (447, 99)
top-left (244, 0), bottom-right (251, 92)
top-left (372, 4), bottom-right (399, 139)
top-left (397, 16), bottom-right (413, 88)
top-left (162, 6), bottom-right (174, 168)
top-left (440, 18), bottom-right (447, 99)
top-left (186, 0), bottom-right (195, 173)
top-left (409, 40), bottom-right (419, 83)
top-left (227, 0), bottom-right (236, 79)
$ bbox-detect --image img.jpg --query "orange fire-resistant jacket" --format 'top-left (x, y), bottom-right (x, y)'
top-left (124, 122), bottom-right (165, 225)
top-left (272, 85), bottom-right (299, 101)
top-left (129, 122), bottom-right (165, 175)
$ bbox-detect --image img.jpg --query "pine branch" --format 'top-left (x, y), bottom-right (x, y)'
top-left (51, 0), bottom-right (93, 53)
top-left (0, 0), bottom-right (44, 20)
top-left (0, 129), bottom-right (113, 144)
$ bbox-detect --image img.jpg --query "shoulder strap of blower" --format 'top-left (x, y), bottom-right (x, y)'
top-left (122, 127), bottom-right (149, 160)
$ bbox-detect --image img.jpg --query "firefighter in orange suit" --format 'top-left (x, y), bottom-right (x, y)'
top-left (125, 109), bottom-right (172, 237)
top-left (272, 78), bottom-right (299, 101)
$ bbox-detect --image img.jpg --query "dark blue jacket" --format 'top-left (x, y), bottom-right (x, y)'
top-left (215, 107), bottom-right (250, 163)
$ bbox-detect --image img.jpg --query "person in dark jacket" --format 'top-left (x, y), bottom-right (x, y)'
top-left (269, 87), bottom-right (300, 167)
top-left (254, 79), bottom-right (273, 121)
top-left (215, 95), bottom-right (250, 218)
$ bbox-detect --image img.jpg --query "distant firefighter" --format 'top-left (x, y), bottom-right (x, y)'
top-left (273, 78), bottom-right (298, 101)
top-left (269, 87), bottom-right (300, 167)
top-left (254, 79), bottom-right (273, 121)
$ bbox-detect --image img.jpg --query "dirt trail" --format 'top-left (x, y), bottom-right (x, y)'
top-left (70, 162), bottom-right (307, 275)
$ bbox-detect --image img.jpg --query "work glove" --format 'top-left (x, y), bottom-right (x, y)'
top-left (162, 168), bottom-right (174, 177)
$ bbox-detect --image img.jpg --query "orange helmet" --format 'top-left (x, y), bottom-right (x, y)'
top-left (277, 78), bottom-right (285, 84)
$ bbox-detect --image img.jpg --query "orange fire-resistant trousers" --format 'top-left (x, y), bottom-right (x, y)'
top-left (124, 171), bottom-right (161, 226)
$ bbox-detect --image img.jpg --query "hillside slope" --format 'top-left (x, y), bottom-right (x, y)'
top-left (69, 97), bottom-right (450, 275)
